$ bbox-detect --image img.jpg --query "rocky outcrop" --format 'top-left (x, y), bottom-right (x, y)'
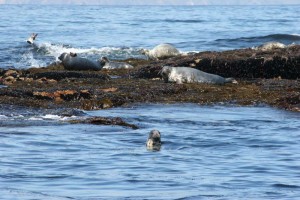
top-left (132, 45), bottom-right (300, 79)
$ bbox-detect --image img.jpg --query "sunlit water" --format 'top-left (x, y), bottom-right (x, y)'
top-left (0, 5), bottom-right (299, 68)
top-left (1, 104), bottom-right (300, 199)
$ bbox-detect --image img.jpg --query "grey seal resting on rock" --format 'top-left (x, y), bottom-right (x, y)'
top-left (100, 57), bottom-right (133, 69)
top-left (27, 33), bottom-right (38, 44)
top-left (160, 66), bottom-right (238, 85)
top-left (253, 42), bottom-right (286, 51)
top-left (58, 52), bottom-right (102, 71)
top-left (142, 43), bottom-right (180, 60)
top-left (146, 130), bottom-right (161, 151)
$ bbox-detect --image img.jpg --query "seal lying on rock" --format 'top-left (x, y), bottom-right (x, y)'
top-left (160, 66), bottom-right (237, 85)
top-left (100, 57), bottom-right (134, 69)
top-left (254, 42), bottom-right (286, 51)
top-left (146, 130), bottom-right (162, 151)
top-left (58, 52), bottom-right (102, 71)
top-left (142, 43), bottom-right (180, 60)
top-left (27, 33), bottom-right (38, 44)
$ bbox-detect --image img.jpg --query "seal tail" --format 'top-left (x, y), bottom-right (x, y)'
top-left (225, 78), bottom-right (238, 84)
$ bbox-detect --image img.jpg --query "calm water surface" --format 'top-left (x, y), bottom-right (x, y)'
top-left (1, 104), bottom-right (300, 199)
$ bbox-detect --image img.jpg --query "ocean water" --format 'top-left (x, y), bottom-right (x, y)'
top-left (0, 5), bottom-right (299, 68)
top-left (1, 5), bottom-right (300, 200)
top-left (1, 104), bottom-right (300, 200)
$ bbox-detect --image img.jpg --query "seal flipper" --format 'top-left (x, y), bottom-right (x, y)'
top-left (27, 33), bottom-right (38, 44)
top-left (225, 78), bottom-right (238, 84)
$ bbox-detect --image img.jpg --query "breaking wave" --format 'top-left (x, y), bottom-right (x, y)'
top-left (11, 42), bottom-right (147, 69)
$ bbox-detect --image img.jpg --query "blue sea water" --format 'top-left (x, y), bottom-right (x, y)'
top-left (0, 104), bottom-right (300, 199)
top-left (1, 4), bottom-right (300, 200)
top-left (0, 5), bottom-right (299, 68)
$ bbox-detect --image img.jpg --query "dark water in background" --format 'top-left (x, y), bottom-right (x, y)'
top-left (1, 4), bottom-right (300, 200)
top-left (1, 104), bottom-right (300, 199)
top-left (0, 5), bottom-right (299, 68)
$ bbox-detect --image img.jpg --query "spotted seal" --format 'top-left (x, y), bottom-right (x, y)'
top-left (58, 52), bottom-right (102, 71)
top-left (160, 66), bottom-right (237, 85)
top-left (100, 57), bottom-right (133, 69)
top-left (146, 130), bottom-right (161, 151)
top-left (142, 43), bottom-right (180, 60)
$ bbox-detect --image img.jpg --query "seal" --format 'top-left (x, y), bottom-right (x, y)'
top-left (160, 66), bottom-right (238, 85)
top-left (142, 43), bottom-right (180, 60)
top-left (100, 57), bottom-right (134, 69)
top-left (146, 130), bottom-right (162, 151)
top-left (58, 52), bottom-right (102, 71)
top-left (27, 33), bottom-right (38, 45)
top-left (254, 42), bottom-right (286, 51)
top-left (69, 52), bottom-right (77, 57)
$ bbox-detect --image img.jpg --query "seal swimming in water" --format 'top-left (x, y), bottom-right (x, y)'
top-left (160, 66), bottom-right (237, 85)
top-left (146, 130), bottom-right (162, 151)
top-left (27, 33), bottom-right (38, 44)
top-left (58, 52), bottom-right (102, 71)
top-left (100, 57), bottom-right (134, 69)
top-left (142, 43), bottom-right (180, 60)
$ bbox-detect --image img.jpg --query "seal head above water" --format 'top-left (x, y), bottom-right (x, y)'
top-left (160, 66), bottom-right (237, 85)
top-left (146, 130), bottom-right (162, 151)
top-left (58, 52), bottom-right (102, 71)
top-left (100, 57), bottom-right (134, 69)
top-left (142, 43), bottom-right (180, 60)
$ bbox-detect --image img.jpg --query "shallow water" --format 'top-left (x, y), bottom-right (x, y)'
top-left (1, 104), bottom-right (300, 199)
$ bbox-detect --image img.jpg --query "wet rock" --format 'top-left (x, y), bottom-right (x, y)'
top-left (4, 70), bottom-right (20, 78)
top-left (35, 77), bottom-right (57, 84)
top-left (69, 116), bottom-right (138, 129)
top-left (32, 90), bottom-right (92, 101)
top-left (3, 76), bottom-right (16, 85)
top-left (28, 71), bottom-right (111, 81)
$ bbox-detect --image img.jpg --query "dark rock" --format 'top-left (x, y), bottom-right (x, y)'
top-left (28, 71), bottom-right (111, 81)
top-left (69, 116), bottom-right (138, 129)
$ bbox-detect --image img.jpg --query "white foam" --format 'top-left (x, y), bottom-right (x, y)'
top-left (0, 115), bottom-right (9, 119)
top-left (19, 51), bottom-right (47, 68)
top-left (37, 42), bottom-right (138, 60)
top-left (28, 114), bottom-right (78, 121)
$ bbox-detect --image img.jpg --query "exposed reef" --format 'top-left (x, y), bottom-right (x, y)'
top-left (0, 45), bottom-right (299, 117)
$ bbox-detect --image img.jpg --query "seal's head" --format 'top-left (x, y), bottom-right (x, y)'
top-left (27, 33), bottom-right (38, 44)
top-left (69, 52), bottom-right (77, 57)
top-left (146, 130), bottom-right (161, 151)
top-left (159, 66), bottom-right (172, 83)
top-left (99, 56), bottom-right (109, 67)
top-left (58, 52), bottom-right (69, 62)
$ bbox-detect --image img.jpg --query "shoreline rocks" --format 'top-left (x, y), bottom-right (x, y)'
top-left (0, 45), bottom-right (299, 113)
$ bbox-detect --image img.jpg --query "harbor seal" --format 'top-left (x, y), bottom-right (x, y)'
top-left (27, 33), bottom-right (38, 44)
top-left (146, 130), bottom-right (161, 151)
top-left (160, 66), bottom-right (238, 85)
top-left (254, 42), bottom-right (286, 51)
top-left (142, 43), bottom-right (180, 60)
top-left (58, 52), bottom-right (102, 71)
top-left (100, 57), bottom-right (134, 69)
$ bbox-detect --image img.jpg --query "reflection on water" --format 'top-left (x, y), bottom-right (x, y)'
top-left (0, 104), bottom-right (300, 199)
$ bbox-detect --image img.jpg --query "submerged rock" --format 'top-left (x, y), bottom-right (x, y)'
top-left (69, 117), bottom-right (138, 129)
